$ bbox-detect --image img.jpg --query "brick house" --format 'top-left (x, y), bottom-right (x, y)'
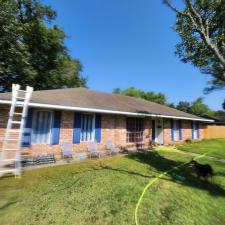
top-left (0, 88), bottom-right (212, 159)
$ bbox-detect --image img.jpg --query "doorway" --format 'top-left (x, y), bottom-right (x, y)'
top-left (154, 119), bottom-right (164, 145)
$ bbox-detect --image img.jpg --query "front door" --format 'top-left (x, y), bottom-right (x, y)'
top-left (155, 119), bottom-right (164, 144)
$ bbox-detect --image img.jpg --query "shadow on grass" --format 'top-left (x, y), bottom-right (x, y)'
top-left (0, 200), bottom-right (18, 210)
top-left (125, 151), bottom-right (225, 197)
top-left (99, 164), bottom-right (155, 179)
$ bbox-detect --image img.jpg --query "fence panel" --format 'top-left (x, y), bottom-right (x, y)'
top-left (204, 124), bottom-right (225, 139)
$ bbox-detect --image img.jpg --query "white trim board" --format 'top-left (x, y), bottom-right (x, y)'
top-left (0, 100), bottom-right (214, 122)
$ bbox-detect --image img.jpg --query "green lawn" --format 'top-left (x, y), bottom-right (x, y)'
top-left (0, 144), bottom-right (225, 225)
top-left (176, 138), bottom-right (225, 159)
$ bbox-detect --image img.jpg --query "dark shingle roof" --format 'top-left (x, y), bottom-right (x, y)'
top-left (0, 87), bottom-right (206, 120)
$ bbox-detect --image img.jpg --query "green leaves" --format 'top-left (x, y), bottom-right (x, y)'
top-left (190, 97), bottom-right (209, 115)
top-left (0, 0), bottom-right (86, 92)
top-left (166, 0), bottom-right (225, 93)
top-left (113, 87), bottom-right (168, 105)
top-left (176, 98), bottom-right (211, 116)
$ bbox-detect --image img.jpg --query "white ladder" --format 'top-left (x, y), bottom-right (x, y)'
top-left (0, 84), bottom-right (33, 177)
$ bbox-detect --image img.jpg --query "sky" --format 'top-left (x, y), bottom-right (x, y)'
top-left (44, 0), bottom-right (224, 110)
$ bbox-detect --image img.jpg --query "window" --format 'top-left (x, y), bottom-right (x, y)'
top-left (192, 122), bottom-right (199, 139)
top-left (80, 114), bottom-right (95, 141)
top-left (126, 118), bottom-right (144, 143)
top-left (173, 120), bottom-right (180, 141)
top-left (31, 111), bottom-right (53, 144)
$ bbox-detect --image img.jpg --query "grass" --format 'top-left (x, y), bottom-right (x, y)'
top-left (0, 141), bottom-right (225, 225)
top-left (176, 138), bottom-right (225, 159)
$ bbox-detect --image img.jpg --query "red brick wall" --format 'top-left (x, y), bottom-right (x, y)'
top-left (163, 119), bottom-right (171, 145)
top-left (0, 105), bottom-right (204, 158)
top-left (60, 111), bottom-right (74, 142)
top-left (163, 119), bottom-right (204, 145)
top-left (0, 106), bottom-right (9, 149)
top-left (144, 118), bottom-right (152, 146)
top-left (182, 120), bottom-right (192, 140)
top-left (0, 107), bottom-right (152, 158)
top-left (114, 115), bottom-right (127, 147)
top-left (0, 106), bottom-right (21, 158)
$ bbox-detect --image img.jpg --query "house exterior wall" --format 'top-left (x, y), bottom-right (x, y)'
top-left (0, 106), bottom-right (8, 150)
top-left (182, 120), bottom-right (192, 140)
top-left (163, 119), bottom-right (204, 144)
top-left (163, 119), bottom-right (171, 145)
top-left (0, 105), bottom-right (204, 159)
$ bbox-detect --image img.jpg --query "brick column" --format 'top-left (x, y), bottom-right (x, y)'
top-left (143, 118), bottom-right (152, 147)
top-left (182, 120), bottom-right (192, 141)
top-left (114, 115), bottom-right (126, 148)
top-left (163, 119), bottom-right (171, 145)
top-left (60, 111), bottom-right (74, 143)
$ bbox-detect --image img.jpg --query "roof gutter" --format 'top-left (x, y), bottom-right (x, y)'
top-left (0, 100), bottom-right (214, 122)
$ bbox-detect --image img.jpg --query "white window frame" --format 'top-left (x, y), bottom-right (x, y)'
top-left (193, 122), bottom-right (198, 140)
top-left (80, 113), bottom-right (95, 142)
top-left (173, 120), bottom-right (180, 141)
top-left (31, 110), bottom-right (53, 144)
top-left (126, 117), bottom-right (144, 144)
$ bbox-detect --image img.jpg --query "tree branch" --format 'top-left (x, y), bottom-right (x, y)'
top-left (163, 0), bottom-right (187, 16)
top-left (185, 0), bottom-right (204, 30)
top-left (165, 0), bottom-right (225, 76)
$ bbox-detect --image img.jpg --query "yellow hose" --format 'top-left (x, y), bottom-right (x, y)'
top-left (134, 152), bottom-right (209, 225)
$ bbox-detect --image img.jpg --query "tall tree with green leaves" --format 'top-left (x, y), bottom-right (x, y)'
top-left (164, 0), bottom-right (225, 107)
top-left (113, 87), bottom-right (168, 105)
top-left (0, 0), bottom-right (86, 92)
top-left (190, 97), bottom-right (209, 115)
top-left (176, 101), bottom-right (191, 113)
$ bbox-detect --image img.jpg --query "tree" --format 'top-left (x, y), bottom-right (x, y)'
top-left (112, 88), bottom-right (122, 94)
top-left (190, 97), bottom-right (209, 115)
top-left (121, 87), bottom-right (142, 98)
top-left (112, 87), bottom-right (168, 105)
top-left (176, 101), bottom-right (191, 113)
top-left (0, 0), bottom-right (86, 92)
top-left (210, 110), bottom-right (225, 121)
top-left (164, 0), bottom-right (225, 93)
top-left (223, 100), bottom-right (225, 110)
top-left (167, 103), bottom-right (176, 108)
top-left (176, 98), bottom-right (225, 120)
top-left (141, 91), bottom-right (167, 105)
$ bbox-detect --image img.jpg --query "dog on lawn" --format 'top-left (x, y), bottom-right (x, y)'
top-left (188, 159), bottom-right (214, 181)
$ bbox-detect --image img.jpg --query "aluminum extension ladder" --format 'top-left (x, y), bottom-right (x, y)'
top-left (0, 84), bottom-right (33, 178)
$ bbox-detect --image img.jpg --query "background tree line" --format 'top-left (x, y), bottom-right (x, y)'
top-left (113, 87), bottom-right (225, 121)
top-left (0, 0), bottom-right (86, 92)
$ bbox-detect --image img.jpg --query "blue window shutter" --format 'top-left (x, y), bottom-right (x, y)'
top-left (152, 120), bottom-right (155, 141)
top-left (95, 114), bottom-right (101, 143)
top-left (22, 109), bottom-right (33, 147)
top-left (191, 121), bottom-right (194, 139)
top-left (51, 111), bottom-right (61, 145)
top-left (73, 112), bottom-right (81, 144)
top-left (171, 119), bottom-right (174, 141)
top-left (179, 120), bottom-right (182, 141)
top-left (197, 122), bottom-right (200, 139)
